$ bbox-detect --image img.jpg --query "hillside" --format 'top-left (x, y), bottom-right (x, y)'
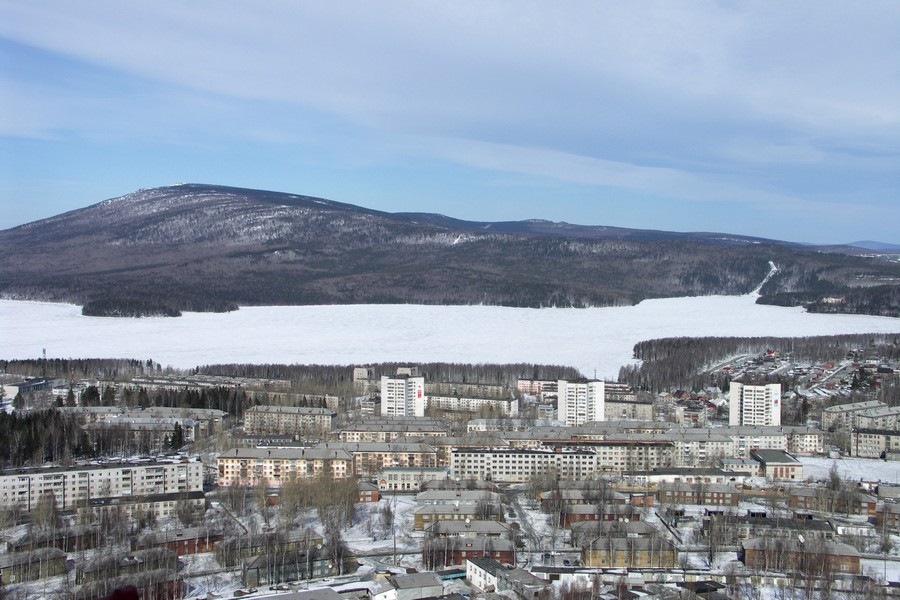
top-left (0, 184), bottom-right (897, 317)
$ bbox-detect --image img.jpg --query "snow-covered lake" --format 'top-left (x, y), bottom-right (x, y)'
top-left (1, 295), bottom-right (897, 377)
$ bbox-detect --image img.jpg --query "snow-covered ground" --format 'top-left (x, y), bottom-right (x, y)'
top-left (2, 294), bottom-right (897, 378)
top-left (799, 456), bottom-right (900, 485)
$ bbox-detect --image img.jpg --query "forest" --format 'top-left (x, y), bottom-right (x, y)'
top-left (3, 184), bottom-right (897, 317)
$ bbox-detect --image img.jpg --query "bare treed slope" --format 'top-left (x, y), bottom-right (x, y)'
top-left (0, 184), bottom-right (897, 316)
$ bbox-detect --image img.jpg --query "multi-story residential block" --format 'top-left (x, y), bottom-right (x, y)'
top-left (849, 428), bottom-right (900, 458)
top-left (427, 395), bottom-right (519, 416)
top-left (0, 458), bottom-right (203, 512)
top-left (855, 406), bottom-right (900, 431)
top-left (412, 435), bottom-right (508, 468)
top-left (822, 400), bottom-right (886, 431)
top-left (451, 447), bottom-right (598, 483)
top-left (605, 399), bottom-right (653, 421)
top-left (467, 418), bottom-right (563, 433)
top-left (558, 379), bottom-right (605, 426)
top-left (381, 375), bottom-right (426, 417)
top-left (785, 426), bottom-right (826, 455)
top-left (59, 405), bottom-right (227, 437)
top-left (216, 447), bottom-right (353, 487)
top-left (377, 466), bottom-right (449, 492)
top-left (515, 379), bottom-right (557, 395)
top-left (729, 381), bottom-right (782, 427)
top-left (416, 489), bottom-right (501, 507)
top-left (315, 441), bottom-right (439, 478)
top-left (338, 417), bottom-right (448, 443)
top-left (243, 405), bottom-right (335, 437)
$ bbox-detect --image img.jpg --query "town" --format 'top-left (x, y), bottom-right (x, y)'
top-left (1, 336), bottom-right (899, 600)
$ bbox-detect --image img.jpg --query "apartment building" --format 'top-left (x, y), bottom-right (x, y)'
top-left (558, 379), bottom-right (605, 426)
top-left (450, 447), bottom-right (598, 483)
top-left (850, 428), bottom-right (900, 458)
top-left (243, 405), bottom-right (336, 436)
top-left (822, 400), bottom-right (886, 431)
top-left (427, 395), bottom-right (519, 416)
top-left (338, 417), bottom-right (448, 443)
top-left (216, 447), bottom-right (353, 487)
top-left (381, 375), bottom-right (427, 417)
top-left (377, 466), bottom-right (449, 492)
top-left (729, 381), bottom-right (782, 427)
top-left (0, 458), bottom-right (203, 512)
top-left (855, 406), bottom-right (900, 430)
top-left (315, 441), bottom-right (439, 477)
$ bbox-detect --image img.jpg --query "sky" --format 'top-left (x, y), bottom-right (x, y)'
top-left (1, 2), bottom-right (898, 244)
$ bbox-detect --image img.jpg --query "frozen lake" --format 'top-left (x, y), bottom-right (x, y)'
top-left (1, 295), bottom-right (897, 377)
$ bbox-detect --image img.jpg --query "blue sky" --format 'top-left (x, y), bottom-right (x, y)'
top-left (1, 2), bottom-right (898, 244)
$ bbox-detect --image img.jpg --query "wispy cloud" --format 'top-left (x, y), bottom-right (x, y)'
top-left (1, 1), bottom-right (898, 242)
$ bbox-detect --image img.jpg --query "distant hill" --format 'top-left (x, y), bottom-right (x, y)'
top-left (0, 184), bottom-right (897, 317)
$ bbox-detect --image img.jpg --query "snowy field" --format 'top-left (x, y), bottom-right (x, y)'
top-left (1, 294), bottom-right (897, 378)
top-left (800, 456), bottom-right (900, 485)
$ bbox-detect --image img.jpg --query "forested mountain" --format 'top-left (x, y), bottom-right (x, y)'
top-left (0, 184), bottom-right (897, 317)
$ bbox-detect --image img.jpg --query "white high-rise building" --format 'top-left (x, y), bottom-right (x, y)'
top-left (557, 379), bottom-right (605, 426)
top-left (381, 375), bottom-right (427, 417)
top-left (729, 381), bottom-right (782, 427)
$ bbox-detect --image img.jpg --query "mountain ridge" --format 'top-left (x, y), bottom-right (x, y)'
top-left (1, 184), bottom-right (897, 317)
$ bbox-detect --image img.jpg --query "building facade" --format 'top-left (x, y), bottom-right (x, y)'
top-left (558, 380), bottom-right (605, 427)
top-left (0, 458), bottom-right (203, 512)
top-left (381, 376), bottom-right (426, 417)
top-left (243, 405), bottom-right (335, 437)
top-left (729, 382), bottom-right (782, 427)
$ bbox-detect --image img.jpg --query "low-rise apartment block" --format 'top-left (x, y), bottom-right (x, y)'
top-left (338, 417), bottom-right (448, 443)
top-left (216, 447), bottom-right (353, 487)
top-left (243, 405), bottom-right (335, 436)
top-left (0, 457), bottom-right (203, 512)
top-left (427, 395), bottom-right (519, 416)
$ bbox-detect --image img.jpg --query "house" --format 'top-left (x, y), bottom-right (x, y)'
top-left (789, 486), bottom-right (877, 516)
top-left (740, 538), bottom-right (860, 575)
top-left (424, 537), bottom-right (516, 569)
top-left (377, 466), bottom-right (449, 492)
top-left (875, 502), bottom-right (900, 530)
top-left (358, 481), bottom-right (381, 503)
top-left (569, 519), bottom-right (658, 547)
top-left (372, 572), bottom-right (443, 600)
top-left (582, 536), bottom-right (677, 569)
top-left (413, 503), bottom-right (503, 530)
top-left (242, 549), bottom-right (349, 588)
top-left (132, 526), bottom-right (223, 555)
top-left (0, 548), bottom-right (67, 584)
top-left (425, 519), bottom-right (512, 538)
top-left (466, 557), bottom-right (550, 599)
top-left (558, 503), bottom-right (640, 526)
top-left (658, 482), bottom-right (742, 506)
top-left (77, 548), bottom-right (177, 584)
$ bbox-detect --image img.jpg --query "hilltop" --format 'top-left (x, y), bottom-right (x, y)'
top-left (0, 184), bottom-right (897, 317)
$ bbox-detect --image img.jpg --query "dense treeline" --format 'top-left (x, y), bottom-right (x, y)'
top-left (197, 361), bottom-right (583, 387)
top-left (618, 333), bottom-right (900, 393)
top-left (0, 409), bottom-right (87, 468)
top-left (0, 358), bottom-right (158, 380)
top-left (759, 283), bottom-right (900, 318)
top-left (81, 298), bottom-right (183, 317)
